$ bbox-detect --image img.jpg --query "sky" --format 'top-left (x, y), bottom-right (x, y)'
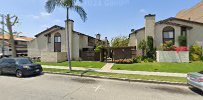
top-left (0, 0), bottom-right (201, 40)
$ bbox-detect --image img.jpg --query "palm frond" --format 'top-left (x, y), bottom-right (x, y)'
top-left (73, 5), bottom-right (87, 22)
top-left (45, 0), bottom-right (62, 13)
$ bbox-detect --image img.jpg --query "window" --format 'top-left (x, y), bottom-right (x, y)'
top-left (54, 33), bottom-right (61, 43)
top-left (48, 34), bottom-right (51, 43)
top-left (163, 26), bottom-right (175, 44)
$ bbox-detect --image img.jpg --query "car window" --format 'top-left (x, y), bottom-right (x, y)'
top-left (15, 58), bottom-right (33, 65)
top-left (3, 59), bottom-right (16, 64)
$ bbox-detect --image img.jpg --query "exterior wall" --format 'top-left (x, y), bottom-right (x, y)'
top-left (154, 24), bottom-right (181, 49)
top-left (72, 32), bottom-right (80, 60)
top-left (128, 34), bottom-right (136, 46)
top-left (145, 16), bottom-right (155, 39)
top-left (41, 52), bottom-right (67, 62)
top-left (79, 35), bottom-right (88, 49)
top-left (168, 20), bottom-right (203, 47)
top-left (28, 39), bottom-right (41, 57)
top-left (156, 51), bottom-right (189, 63)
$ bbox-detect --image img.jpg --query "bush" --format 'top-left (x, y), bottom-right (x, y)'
top-left (161, 41), bottom-right (176, 51)
top-left (146, 36), bottom-right (156, 59)
top-left (114, 59), bottom-right (133, 64)
top-left (190, 44), bottom-right (202, 61)
top-left (132, 56), bottom-right (142, 63)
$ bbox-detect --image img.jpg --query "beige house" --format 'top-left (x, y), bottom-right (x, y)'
top-left (28, 20), bottom-right (106, 62)
top-left (129, 14), bottom-right (203, 53)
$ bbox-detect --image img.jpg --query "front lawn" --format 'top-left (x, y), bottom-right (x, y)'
top-left (112, 62), bottom-right (203, 73)
top-left (43, 68), bottom-right (186, 83)
top-left (36, 61), bottom-right (105, 68)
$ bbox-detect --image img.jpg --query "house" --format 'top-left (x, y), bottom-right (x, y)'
top-left (28, 20), bottom-right (107, 62)
top-left (0, 34), bottom-right (33, 57)
top-left (128, 14), bottom-right (203, 55)
top-left (176, 1), bottom-right (203, 23)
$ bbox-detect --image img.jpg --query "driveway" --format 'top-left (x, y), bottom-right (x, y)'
top-left (0, 73), bottom-right (202, 100)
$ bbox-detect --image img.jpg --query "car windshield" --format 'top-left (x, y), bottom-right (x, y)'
top-left (199, 71), bottom-right (203, 74)
top-left (16, 58), bottom-right (33, 65)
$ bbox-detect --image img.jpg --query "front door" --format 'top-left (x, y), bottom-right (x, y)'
top-left (54, 33), bottom-right (61, 52)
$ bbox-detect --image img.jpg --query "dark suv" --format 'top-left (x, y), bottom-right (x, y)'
top-left (0, 58), bottom-right (43, 78)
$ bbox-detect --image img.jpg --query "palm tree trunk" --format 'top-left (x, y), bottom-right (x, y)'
top-left (66, 7), bottom-right (72, 71)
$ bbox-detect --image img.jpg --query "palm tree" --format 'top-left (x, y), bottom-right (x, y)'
top-left (45, 0), bottom-right (87, 71)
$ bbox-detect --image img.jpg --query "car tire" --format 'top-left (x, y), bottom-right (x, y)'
top-left (0, 69), bottom-right (2, 75)
top-left (16, 70), bottom-right (23, 78)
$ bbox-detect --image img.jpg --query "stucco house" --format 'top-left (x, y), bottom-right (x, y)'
top-left (28, 20), bottom-right (107, 62)
top-left (129, 14), bottom-right (203, 54)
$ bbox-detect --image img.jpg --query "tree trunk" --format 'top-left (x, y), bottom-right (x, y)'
top-left (66, 7), bottom-right (72, 71)
top-left (6, 14), bottom-right (16, 57)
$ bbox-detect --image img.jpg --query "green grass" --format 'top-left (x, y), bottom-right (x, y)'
top-left (112, 62), bottom-right (203, 73)
top-left (36, 61), bottom-right (105, 68)
top-left (43, 68), bottom-right (187, 83)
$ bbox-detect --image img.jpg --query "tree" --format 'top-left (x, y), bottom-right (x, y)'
top-left (111, 36), bottom-right (129, 47)
top-left (138, 40), bottom-right (147, 56)
top-left (45, 0), bottom-right (87, 71)
top-left (5, 14), bottom-right (19, 57)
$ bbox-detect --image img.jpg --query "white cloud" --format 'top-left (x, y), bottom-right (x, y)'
top-left (54, 19), bottom-right (62, 23)
top-left (32, 15), bottom-right (40, 19)
top-left (40, 12), bottom-right (51, 16)
top-left (41, 25), bottom-right (50, 29)
top-left (139, 9), bottom-right (147, 14)
top-left (30, 12), bottom-right (51, 20)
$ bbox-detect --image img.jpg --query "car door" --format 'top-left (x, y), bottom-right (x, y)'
top-left (1, 59), bottom-right (10, 73)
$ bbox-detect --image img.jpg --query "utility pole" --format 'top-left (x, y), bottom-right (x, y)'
top-left (1, 14), bottom-right (5, 57)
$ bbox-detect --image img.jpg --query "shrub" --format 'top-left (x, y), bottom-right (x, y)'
top-left (178, 36), bottom-right (187, 46)
top-left (161, 41), bottom-right (176, 51)
top-left (146, 36), bottom-right (156, 59)
top-left (190, 44), bottom-right (202, 61)
top-left (114, 59), bottom-right (133, 64)
top-left (132, 56), bottom-right (142, 63)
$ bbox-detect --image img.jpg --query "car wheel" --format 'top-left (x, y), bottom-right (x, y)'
top-left (16, 70), bottom-right (23, 78)
top-left (0, 69), bottom-right (2, 75)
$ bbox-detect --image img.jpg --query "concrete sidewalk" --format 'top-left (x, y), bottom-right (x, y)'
top-left (42, 65), bottom-right (187, 78)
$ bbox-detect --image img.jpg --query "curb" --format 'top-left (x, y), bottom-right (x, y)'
top-left (43, 71), bottom-right (188, 86)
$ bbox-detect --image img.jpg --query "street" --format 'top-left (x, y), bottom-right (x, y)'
top-left (0, 73), bottom-right (202, 100)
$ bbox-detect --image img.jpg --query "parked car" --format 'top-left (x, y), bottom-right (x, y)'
top-left (187, 71), bottom-right (203, 91)
top-left (0, 58), bottom-right (43, 78)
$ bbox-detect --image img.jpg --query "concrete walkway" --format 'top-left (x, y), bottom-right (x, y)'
top-left (42, 65), bottom-right (187, 78)
top-left (101, 63), bottom-right (114, 71)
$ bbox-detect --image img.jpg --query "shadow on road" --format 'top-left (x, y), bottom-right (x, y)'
top-left (189, 87), bottom-right (203, 96)
top-left (0, 73), bottom-right (44, 78)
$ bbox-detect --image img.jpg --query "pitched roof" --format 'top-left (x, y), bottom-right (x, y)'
top-left (35, 25), bottom-right (99, 40)
top-left (35, 25), bottom-right (65, 37)
top-left (130, 17), bottom-right (203, 35)
top-left (0, 34), bottom-right (33, 41)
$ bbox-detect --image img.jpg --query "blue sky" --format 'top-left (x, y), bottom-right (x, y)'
top-left (0, 0), bottom-right (201, 40)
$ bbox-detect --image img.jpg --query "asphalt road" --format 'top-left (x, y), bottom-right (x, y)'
top-left (0, 73), bottom-right (202, 100)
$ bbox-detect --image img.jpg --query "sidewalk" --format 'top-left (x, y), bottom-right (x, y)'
top-left (42, 65), bottom-right (187, 78)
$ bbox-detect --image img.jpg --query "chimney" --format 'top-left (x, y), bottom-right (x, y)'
top-left (145, 14), bottom-right (155, 40)
top-left (105, 37), bottom-right (109, 47)
top-left (96, 33), bottom-right (101, 40)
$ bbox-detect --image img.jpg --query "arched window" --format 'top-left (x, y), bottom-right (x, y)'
top-left (54, 33), bottom-right (61, 52)
top-left (162, 26), bottom-right (175, 44)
